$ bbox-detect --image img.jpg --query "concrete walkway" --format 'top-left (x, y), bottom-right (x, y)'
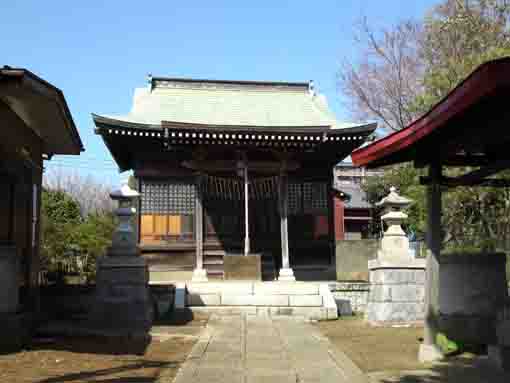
top-left (170, 314), bottom-right (367, 383)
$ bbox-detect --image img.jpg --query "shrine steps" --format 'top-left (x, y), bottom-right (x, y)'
top-left (203, 250), bottom-right (225, 280)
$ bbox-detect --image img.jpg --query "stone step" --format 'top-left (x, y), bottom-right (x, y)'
top-left (206, 269), bottom-right (224, 276)
top-left (203, 259), bottom-right (224, 266)
top-left (204, 250), bottom-right (227, 256)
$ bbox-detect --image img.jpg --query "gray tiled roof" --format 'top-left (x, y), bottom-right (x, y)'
top-left (96, 78), bottom-right (369, 130)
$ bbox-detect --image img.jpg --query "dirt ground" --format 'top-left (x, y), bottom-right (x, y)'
top-left (0, 314), bottom-right (208, 383)
top-left (318, 315), bottom-right (426, 373)
top-left (318, 316), bottom-right (510, 383)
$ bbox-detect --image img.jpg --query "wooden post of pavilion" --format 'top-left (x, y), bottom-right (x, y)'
top-left (192, 173), bottom-right (208, 282)
top-left (419, 163), bottom-right (443, 362)
top-left (277, 162), bottom-right (295, 281)
top-left (244, 162), bottom-right (250, 256)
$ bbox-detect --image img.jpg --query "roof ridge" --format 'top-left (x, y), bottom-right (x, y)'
top-left (150, 77), bottom-right (311, 93)
top-left (150, 76), bottom-right (310, 87)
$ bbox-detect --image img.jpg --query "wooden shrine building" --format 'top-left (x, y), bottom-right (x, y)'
top-left (93, 76), bottom-right (376, 281)
top-left (1, 66), bottom-right (83, 350)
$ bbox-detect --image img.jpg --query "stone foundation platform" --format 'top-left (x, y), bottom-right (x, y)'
top-left (366, 259), bottom-right (426, 324)
top-left (92, 256), bottom-right (152, 334)
top-left (180, 281), bottom-right (338, 320)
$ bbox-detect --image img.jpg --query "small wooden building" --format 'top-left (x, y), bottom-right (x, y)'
top-left (0, 66), bottom-right (83, 348)
top-left (352, 58), bottom-right (510, 362)
top-left (93, 76), bottom-right (375, 281)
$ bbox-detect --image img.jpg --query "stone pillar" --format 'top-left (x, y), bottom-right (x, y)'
top-left (93, 185), bottom-right (152, 337)
top-left (192, 174), bottom-right (207, 282)
top-left (366, 187), bottom-right (426, 324)
top-left (278, 167), bottom-right (295, 281)
top-left (418, 164), bottom-right (444, 362)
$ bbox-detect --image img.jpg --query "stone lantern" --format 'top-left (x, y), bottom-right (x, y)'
top-left (366, 186), bottom-right (426, 325)
top-left (376, 186), bottom-right (413, 260)
top-left (93, 184), bottom-right (152, 336)
top-left (108, 184), bottom-right (140, 257)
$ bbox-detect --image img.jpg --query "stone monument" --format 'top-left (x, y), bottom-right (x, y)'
top-left (489, 301), bottom-right (510, 370)
top-left (366, 187), bottom-right (426, 324)
top-left (92, 185), bottom-right (152, 336)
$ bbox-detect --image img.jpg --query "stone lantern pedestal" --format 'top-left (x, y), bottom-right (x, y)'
top-left (366, 187), bottom-right (426, 324)
top-left (92, 185), bottom-right (152, 336)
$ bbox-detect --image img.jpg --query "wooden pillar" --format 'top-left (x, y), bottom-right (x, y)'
top-left (192, 173), bottom-right (207, 282)
top-left (419, 163), bottom-right (443, 362)
top-left (278, 165), bottom-right (295, 281)
top-left (244, 163), bottom-right (250, 256)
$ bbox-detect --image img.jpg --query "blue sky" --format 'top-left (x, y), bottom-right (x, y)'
top-left (2, 1), bottom-right (436, 185)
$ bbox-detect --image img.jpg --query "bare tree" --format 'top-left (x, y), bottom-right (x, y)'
top-left (338, 18), bottom-right (425, 132)
top-left (43, 168), bottom-right (115, 215)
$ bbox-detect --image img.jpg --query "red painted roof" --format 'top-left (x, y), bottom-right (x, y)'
top-left (351, 58), bottom-right (510, 168)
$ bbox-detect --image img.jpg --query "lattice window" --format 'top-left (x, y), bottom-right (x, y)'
top-left (303, 182), bottom-right (328, 213)
top-left (287, 183), bottom-right (302, 215)
top-left (287, 182), bottom-right (328, 215)
top-left (141, 180), bottom-right (195, 215)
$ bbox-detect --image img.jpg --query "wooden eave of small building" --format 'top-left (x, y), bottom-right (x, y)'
top-left (351, 57), bottom-right (510, 188)
top-left (349, 58), bottom-right (510, 360)
top-left (0, 66), bottom-right (84, 156)
top-left (352, 57), bottom-right (510, 171)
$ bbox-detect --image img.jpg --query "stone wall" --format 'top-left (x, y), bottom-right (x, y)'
top-left (336, 240), bottom-right (378, 281)
top-left (40, 285), bottom-right (95, 319)
top-left (329, 282), bottom-right (370, 315)
top-left (40, 284), bottom-right (175, 321)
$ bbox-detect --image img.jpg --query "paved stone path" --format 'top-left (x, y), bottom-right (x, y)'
top-left (171, 314), bottom-right (366, 383)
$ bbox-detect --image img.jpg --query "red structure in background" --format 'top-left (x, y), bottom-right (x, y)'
top-left (333, 193), bottom-right (345, 241)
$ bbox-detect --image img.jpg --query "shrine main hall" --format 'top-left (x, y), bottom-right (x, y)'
top-left (93, 75), bottom-right (375, 282)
